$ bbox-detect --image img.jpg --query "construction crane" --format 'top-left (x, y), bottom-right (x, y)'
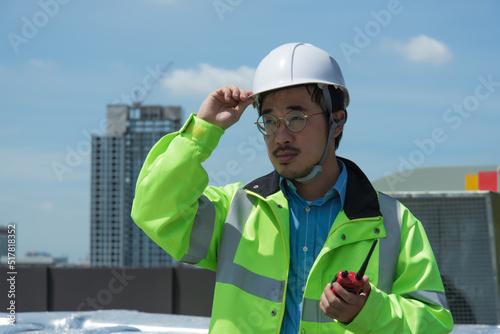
top-left (131, 61), bottom-right (173, 109)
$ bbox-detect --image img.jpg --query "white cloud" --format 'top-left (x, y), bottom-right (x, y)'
top-left (29, 58), bottom-right (56, 70)
top-left (163, 63), bottom-right (255, 96)
top-left (38, 201), bottom-right (55, 212)
top-left (384, 35), bottom-right (453, 66)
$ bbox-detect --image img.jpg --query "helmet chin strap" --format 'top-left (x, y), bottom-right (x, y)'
top-left (295, 85), bottom-right (346, 184)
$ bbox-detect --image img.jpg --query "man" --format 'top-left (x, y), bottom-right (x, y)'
top-left (131, 43), bottom-right (453, 333)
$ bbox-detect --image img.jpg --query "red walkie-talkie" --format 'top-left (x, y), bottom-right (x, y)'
top-left (331, 239), bottom-right (378, 296)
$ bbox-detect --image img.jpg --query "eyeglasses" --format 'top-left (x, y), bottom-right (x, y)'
top-left (255, 110), bottom-right (325, 136)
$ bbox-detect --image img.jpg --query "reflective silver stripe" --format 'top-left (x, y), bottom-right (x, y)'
top-left (218, 224), bottom-right (285, 302)
top-left (378, 192), bottom-right (402, 293)
top-left (180, 195), bottom-right (216, 264)
top-left (403, 290), bottom-right (449, 309)
top-left (216, 188), bottom-right (285, 303)
top-left (302, 298), bottom-right (333, 323)
top-left (224, 187), bottom-right (256, 234)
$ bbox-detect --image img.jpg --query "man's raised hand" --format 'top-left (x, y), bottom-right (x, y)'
top-left (197, 86), bottom-right (254, 130)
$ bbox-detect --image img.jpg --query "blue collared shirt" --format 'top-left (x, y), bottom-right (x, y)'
top-left (279, 160), bottom-right (348, 333)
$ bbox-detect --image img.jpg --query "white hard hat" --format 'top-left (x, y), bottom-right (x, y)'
top-left (252, 43), bottom-right (350, 109)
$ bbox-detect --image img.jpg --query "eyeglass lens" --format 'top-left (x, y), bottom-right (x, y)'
top-left (257, 110), bottom-right (307, 135)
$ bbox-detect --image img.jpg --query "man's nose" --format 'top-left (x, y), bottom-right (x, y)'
top-left (274, 119), bottom-right (294, 145)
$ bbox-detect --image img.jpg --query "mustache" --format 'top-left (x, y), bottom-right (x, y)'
top-left (273, 146), bottom-right (301, 157)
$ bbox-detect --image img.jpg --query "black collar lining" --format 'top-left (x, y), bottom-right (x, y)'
top-left (243, 157), bottom-right (381, 220)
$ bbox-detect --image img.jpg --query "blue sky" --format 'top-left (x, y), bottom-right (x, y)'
top-left (1, 0), bottom-right (499, 263)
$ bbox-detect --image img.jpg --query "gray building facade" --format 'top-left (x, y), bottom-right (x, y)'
top-left (90, 105), bottom-right (181, 267)
top-left (0, 225), bottom-right (9, 258)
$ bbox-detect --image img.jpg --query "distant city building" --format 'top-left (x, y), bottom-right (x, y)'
top-left (6, 251), bottom-right (68, 266)
top-left (0, 250), bottom-right (68, 267)
top-left (90, 105), bottom-right (182, 267)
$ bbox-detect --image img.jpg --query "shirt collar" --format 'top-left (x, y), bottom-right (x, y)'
top-left (279, 159), bottom-right (348, 208)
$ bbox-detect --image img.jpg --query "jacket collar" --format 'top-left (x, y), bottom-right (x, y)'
top-left (244, 156), bottom-right (381, 220)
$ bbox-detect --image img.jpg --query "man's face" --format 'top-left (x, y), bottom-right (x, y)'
top-left (261, 86), bottom-right (329, 180)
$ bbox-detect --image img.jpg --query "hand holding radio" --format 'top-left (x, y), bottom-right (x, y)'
top-left (319, 239), bottom-right (378, 323)
top-left (331, 239), bottom-right (378, 297)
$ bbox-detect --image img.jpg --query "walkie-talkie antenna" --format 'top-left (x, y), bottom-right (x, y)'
top-left (355, 239), bottom-right (378, 280)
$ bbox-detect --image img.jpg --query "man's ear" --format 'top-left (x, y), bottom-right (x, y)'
top-left (332, 110), bottom-right (346, 138)
top-left (332, 109), bottom-right (346, 123)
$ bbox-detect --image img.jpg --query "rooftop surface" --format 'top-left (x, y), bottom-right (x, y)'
top-left (0, 310), bottom-right (499, 333)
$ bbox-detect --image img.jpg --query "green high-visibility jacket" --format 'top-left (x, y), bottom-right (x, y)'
top-left (131, 114), bottom-right (454, 333)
